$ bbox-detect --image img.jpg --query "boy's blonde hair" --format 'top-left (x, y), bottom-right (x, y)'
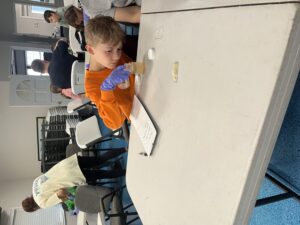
top-left (85, 16), bottom-right (125, 47)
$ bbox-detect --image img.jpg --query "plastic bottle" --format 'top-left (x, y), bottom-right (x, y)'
top-left (117, 62), bottom-right (145, 89)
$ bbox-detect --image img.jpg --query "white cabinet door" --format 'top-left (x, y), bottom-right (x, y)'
top-left (9, 75), bottom-right (70, 106)
top-left (127, 3), bottom-right (300, 225)
top-left (142, 0), bottom-right (300, 13)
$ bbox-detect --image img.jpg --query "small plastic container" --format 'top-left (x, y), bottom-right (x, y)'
top-left (118, 62), bottom-right (145, 89)
top-left (125, 62), bottom-right (145, 74)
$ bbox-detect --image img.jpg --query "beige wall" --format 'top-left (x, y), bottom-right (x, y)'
top-left (0, 179), bottom-right (77, 225)
top-left (0, 80), bottom-right (49, 222)
top-left (0, 178), bottom-right (33, 225)
top-left (0, 81), bottom-right (77, 225)
top-left (0, 81), bottom-right (48, 182)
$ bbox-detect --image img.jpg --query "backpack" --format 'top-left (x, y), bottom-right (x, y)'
top-left (74, 30), bottom-right (86, 52)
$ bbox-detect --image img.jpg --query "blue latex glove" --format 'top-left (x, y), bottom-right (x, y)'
top-left (101, 65), bottom-right (130, 91)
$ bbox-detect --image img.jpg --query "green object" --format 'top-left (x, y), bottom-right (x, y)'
top-left (64, 187), bottom-right (77, 211)
top-left (68, 186), bottom-right (76, 196)
top-left (64, 199), bottom-right (74, 211)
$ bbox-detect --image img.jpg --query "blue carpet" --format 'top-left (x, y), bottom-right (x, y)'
top-left (250, 177), bottom-right (300, 225)
top-left (268, 73), bottom-right (300, 195)
top-left (250, 73), bottom-right (300, 224)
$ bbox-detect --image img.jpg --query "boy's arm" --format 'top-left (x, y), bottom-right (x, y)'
top-left (98, 90), bottom-right (131, 130)
top-left (114, 6), bottom-right (141, 23)
top-left (98, 66), bottom-right (134, 129)
top-left (36, 191), bottom-right (62, 208)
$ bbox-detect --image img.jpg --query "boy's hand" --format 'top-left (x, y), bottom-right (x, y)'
top-left (101, 65), bottom-right (130, 91)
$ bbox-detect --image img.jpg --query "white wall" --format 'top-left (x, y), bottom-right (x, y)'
top-left (0, 81), bottom-right (49, 182)
top-left (0, 178), bottom-right (33, 225)
top-left (0, 179), bottom-right (77, 225)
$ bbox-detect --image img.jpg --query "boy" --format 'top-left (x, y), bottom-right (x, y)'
top-left (22, 148), bottom-right (126, 211)
top-left (84, 16), bottom-right (135, 130)
top-left (31, 38), bottom-right (77, 89)
top-left (44, 6), bottom-right (70, 28)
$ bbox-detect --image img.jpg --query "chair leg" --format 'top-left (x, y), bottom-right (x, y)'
top-left (126, 216), bottom-right (140, 225)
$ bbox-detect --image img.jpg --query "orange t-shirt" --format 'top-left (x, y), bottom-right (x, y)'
top-left (84, 54), bottom-right (135, 130)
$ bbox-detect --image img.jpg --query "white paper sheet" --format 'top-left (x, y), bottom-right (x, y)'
top-left (130, 95), bottom-right (157, 156)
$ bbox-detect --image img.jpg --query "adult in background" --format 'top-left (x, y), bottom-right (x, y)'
top-left (80, 0), bottom-right (141, 23)
top-left (31, 38), bottom-right (78, 89)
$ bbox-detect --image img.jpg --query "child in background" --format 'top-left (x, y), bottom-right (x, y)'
top-left (22, 149), bottom-right (126, 211)
top-left (80, 0), bottom-right (141, 23)
top-left (44, 7), bottom-right (70, 28)
top-left (50, 84), bottom-right (84, 100)
top-left (63, 5), bottom-right (85, 30)
top-left (84, 16), bottom-right (135, 130)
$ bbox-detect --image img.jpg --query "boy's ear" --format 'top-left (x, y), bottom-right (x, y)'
top-left (85, 44), bottom-right (94, 55)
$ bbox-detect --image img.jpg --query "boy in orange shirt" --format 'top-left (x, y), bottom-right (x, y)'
top-left (84, 16), bottom-right (135, 130)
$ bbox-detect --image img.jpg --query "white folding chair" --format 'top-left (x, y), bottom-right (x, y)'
top-left (71, 60), bottom-right (85, 95)
top-left (67, 98), bottom-right (92, 114)
top-left (69, 26), bottom-right (83, 53)
top-left (75, 115), bottom-right (122, 149)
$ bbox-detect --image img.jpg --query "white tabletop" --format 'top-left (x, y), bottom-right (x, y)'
top-left (126, 3), bottom-right (300, 225)
top-left (141, 0), bottom-right (300, 13)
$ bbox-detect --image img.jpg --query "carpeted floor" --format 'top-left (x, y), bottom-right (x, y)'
top-left (250, 73), bottom-right (300, 225)
top-left (250, 178), bottom-right (300, 225)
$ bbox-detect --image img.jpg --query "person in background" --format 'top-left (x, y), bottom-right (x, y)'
top-left (21, 148), bottom-right (126, 211)
top-left (50, 84), bottom-right (85, 100)
top-left (31, 38), bottom-right (78, 89)
top-left (44, 6), bottom-right (71, 28)
top-left (64, 5), bottom-right (85, 30)
top-left (80, 0), bottom-right (141, 23)
top-left (84, 16), bottom-right (135, 130)
top-left (64, 5), bottom-right (138, 59)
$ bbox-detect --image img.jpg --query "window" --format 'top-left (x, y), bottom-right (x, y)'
top-left (26, 51), bottom-right (49, 76)
top-left (31, 6), bottom-right (49, 14)
top-left (21, 5), bottom-right (51, 19)
top-left (11, 48), bottom-right (51, 76)
top-left (29, 0), bottom-right (55, 4)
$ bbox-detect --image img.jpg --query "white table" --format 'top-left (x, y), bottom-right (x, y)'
top-left (126, 1), bottom-right (300, 225)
